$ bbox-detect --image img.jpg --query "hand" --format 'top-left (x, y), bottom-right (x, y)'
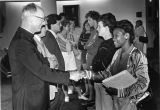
top-left (81, 70), bottom-right (94, 79)
top-left (103, 86), bottom-right (118, 96)
top-left (69, 70), bottom-right (82, 82)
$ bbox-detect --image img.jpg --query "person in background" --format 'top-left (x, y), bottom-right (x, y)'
top-left (57, 19), bottom-right (77, 71)
top-left (92, 13), bottom-right (117, 110)
top-left (68, 19), bottom-right (78, 43)
top-left (42, 14), bottom-right (81, 110)
top-left (78, 20), bottom-right (91, 100)
top-left (67, 18), bottom-right (81, 70)
top-left (57, 19), bottom-right (77, 102)
top-left (8, 3), bottom-right (81, 110)
top-left (34, 21), bottom-right (59, 101)
top-left (78, 20), bottom-right (91, 67)
top-left (85, 20), bottom-right (150, 110)
top-left (57, 19), bottom-right (88, 101)
top-left (134, 20), bottom-right (147, 54)
top-left (84, 10), bottom-right (103, 70)
top-left (84, 10), bottom-right (103, 102)
top-left (59, 12), bottom-right (67, 22)
top-left (42, 14), bottom-right (65, 110)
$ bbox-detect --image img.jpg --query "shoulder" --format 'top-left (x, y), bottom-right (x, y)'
top-left (130, 47), bottom-right (148, 64)
top-left (100, 38), bottom-right (114, 48)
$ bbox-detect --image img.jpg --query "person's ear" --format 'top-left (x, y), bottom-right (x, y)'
top-left (125, 33), bottom-right (129, 40)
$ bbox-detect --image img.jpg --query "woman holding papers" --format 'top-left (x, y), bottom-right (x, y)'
top-left (85, 20), bottom-right (150, 110)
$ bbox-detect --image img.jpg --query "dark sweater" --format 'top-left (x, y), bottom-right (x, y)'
top-left (92, 38), bottom-right (117, 72)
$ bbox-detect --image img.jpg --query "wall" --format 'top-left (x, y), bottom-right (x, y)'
top-left (57, 0), bottom-right (146, 28)
top-left (0, 2), bottom-right (41, 49)
top-left (0, 0), bottom-right (56, 49)
top-left (0, 0), bottom-right (146, 49)
top-left (41, 0), bottom-right (56, 16)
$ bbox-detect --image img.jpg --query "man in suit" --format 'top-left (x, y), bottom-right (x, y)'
top-left (42, 14), bottom-right (68, 110)
top-left (8, 3), bottom-right (81, 110)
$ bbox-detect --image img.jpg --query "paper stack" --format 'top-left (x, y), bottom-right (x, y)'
top-left (102, 70), bottom-right (137, 89)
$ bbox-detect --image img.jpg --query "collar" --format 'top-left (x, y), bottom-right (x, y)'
top-left (34, 35), bottom-right (41, 42)
top-left (19, 27), bottom-right (34, 39)
top-left (48, 30), bottom-right (58, 39)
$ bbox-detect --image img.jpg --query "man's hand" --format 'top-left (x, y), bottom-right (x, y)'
top-left (69, 70), bottom-right (82, 82)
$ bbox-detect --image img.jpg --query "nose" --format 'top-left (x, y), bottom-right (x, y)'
top-left (113, 36), bottom-right (116, 42)
top-left (96, 26), bottom-right (99, 32)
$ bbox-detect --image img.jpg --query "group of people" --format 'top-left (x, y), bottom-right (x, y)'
top-left (8, 3), bottom-right (150, 110)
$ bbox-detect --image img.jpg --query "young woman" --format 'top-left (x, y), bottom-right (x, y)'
top-left (57, 20), bottom-right (77, 102)
top-left (85, 20), bottom-right (150, 110)
top-left (78, 20), bottom-right (91, 68)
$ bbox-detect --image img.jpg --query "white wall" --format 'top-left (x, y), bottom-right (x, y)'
top-left (0, 0), bottom-right (57, 49)
top-left (57, 0), bottom-right (146, 28)
top-left (0, 0), bottom-right (146, 49)
top-left (41, 0), bottom-right (56, 16)
top-left (0, 2), bottom-right (41, 49)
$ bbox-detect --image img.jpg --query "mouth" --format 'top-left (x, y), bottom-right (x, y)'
top-left (114, 41), bottom-right (119, 46)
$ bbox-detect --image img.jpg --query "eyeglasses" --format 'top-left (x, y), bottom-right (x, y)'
top-left (32, 15), bottom-right (46, 21)
top-left (41, 24), bottom-right (48, 28)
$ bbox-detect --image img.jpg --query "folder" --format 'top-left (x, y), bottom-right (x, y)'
top-left (102, 70), bottom-right (137, 89)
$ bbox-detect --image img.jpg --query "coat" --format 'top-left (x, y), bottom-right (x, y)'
top-left (106, 46), bottom-right (150, 110)
top-left (42, 30), bottom-right (65, 71)
top-left (8, 27), bottom-right (70, 110)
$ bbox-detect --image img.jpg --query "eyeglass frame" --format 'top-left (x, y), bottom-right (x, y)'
top-left (32, 15), bottom-right (47, 21)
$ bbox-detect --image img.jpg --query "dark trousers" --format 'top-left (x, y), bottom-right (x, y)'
top-left (49, 88), bottom-right (64, 110)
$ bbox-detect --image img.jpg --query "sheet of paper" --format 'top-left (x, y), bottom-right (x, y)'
top-left (102, 70), bottom-right (137, 89)
top-left (49, 85), bottom-right (58, 100)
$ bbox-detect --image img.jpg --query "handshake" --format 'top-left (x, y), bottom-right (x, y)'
top-left (69, 70), bottom-right (94, 82)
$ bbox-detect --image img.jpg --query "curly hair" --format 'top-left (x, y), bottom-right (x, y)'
top-left (85, 10), bottom-right (100, 21)
top-left (60, 19), bottom-right (70, 32)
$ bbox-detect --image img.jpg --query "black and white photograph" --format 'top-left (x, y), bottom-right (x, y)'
top-left (0, 0), bottom-right (159, 110)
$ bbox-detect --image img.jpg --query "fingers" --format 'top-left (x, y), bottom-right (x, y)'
top-left (69, 70), bottom-right (82, 82)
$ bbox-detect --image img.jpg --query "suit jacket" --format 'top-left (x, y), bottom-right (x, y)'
top-left (8, 27), bottom-right (70, 110)
top-left (42, 31), bottom-right (65, 71)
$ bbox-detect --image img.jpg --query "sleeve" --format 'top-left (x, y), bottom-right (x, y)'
top-left (93, 49), bottom-right (121, 81)
top-left (118, 51), bottom-right (150, 97)
top-left (78, 34), bottom-right (85, 50)
top-left (84, 37), bottom-right (96, 50)
top-left (92, 42), bottom-right (115, 72)
top-left (15, 40), bottom-right (70, 85)
top-left (84, 32), bottom-right (96, 50)
top-left (44, 46), bottom-right (59, 69)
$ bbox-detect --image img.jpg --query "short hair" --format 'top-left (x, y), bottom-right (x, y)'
top-left (115, 20), bottom-right (135, 43)
top-left (46, 14), bottom-right (61, 29)
top-left (22, 3), bottom-right (42, 19)
top-left (60, 19), bottom-right (70, 31)
top-left (99, 13), bottom-right (116, 33)
top-left (59, 12), bottom-right (66, 19)
top-left (85, 11), bottom-right (100, 21)
top-left (136, 20), bottom-right (143, 26)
